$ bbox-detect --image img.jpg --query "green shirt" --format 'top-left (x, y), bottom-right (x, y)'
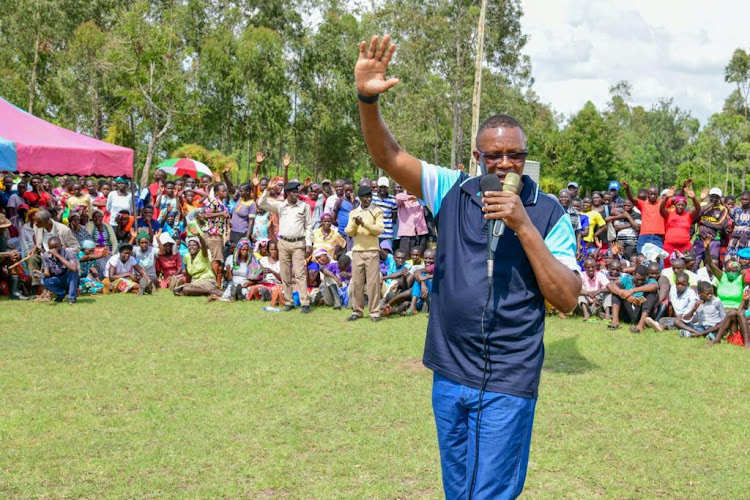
top-left (186, 250), bottom-right (215, 282)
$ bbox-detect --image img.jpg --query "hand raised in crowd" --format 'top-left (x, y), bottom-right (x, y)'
top-left (685, 188), bottom-right (695, 199)
top-left (267, 178), bottom-right (278, 192)
top-left (610, 242), bottom-right (620, 255)
top-left (251, 174), bottom-right (260, 187)
top-left (255, 151), bottom-right (266, 164)
top-left (620, 180), bottom-right (629, 191)
top-left (222, 164), bottom-right (233, 174)
top-left (665, 186), bottom-right (676, 198)
top-left (682, 177), bottom-right (693, 190)
top-left (355, 34), bottom-right (399, 97)
top-left (283, 154), bottom-right (292, 168)
top-left (700, 188), bottom-right (709, 199)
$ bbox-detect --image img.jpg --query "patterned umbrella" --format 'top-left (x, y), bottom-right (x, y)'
top-left (156, 158), bottom-right (212, 178)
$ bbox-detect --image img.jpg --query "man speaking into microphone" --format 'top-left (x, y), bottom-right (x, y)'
top-left (355, 35), bottom-right (581, 499)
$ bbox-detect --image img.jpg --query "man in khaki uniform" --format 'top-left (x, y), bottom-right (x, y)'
top-left (346, 185), bottom-right (384, 322)
top-left (258, 180), bottom-right (314, 313)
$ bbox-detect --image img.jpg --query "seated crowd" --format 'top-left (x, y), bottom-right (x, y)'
top-left (560, 178), bottom-right (749, 348)
top-left (0, 155), bottom-right (436, 323)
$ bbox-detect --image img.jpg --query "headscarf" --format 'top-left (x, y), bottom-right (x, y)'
top-left (115, 176), bottom-right (130, 186)
top-left (737, 247), bottom-right (750, 260)
top-left (81, 239), bottom-right (96, 250)
top-left (233, 237), bottom-right (262, 279)
top-left (673, 196), bottom-right (686, 204)
top-left (254, 238), bottom-right (270, 252)
top-left (136, 230), bottom-right (150, 243)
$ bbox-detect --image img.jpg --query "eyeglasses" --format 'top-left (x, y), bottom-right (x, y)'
top-left (478, 150), bottom-right (528, 165)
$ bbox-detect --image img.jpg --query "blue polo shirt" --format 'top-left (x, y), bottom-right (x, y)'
top-left (420, 161), bottom-right (578, 398)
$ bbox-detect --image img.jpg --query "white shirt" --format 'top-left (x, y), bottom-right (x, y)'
top-left (669, 286), bottom-right (698, 316)
top-left (107, 191), bottom-right (133, 219)
top-left (134, 246), bottom-right (158, 278)
top-left (696, 267), bottom-right (718, 287)
top-left (259, 256), bottom-right (281, 284)
top-left (41, 224), bottom-right (59, 251)
top-left (106, 254), bottom-right (138, 278)
top-left (225, 255), bottom-right (250, 285)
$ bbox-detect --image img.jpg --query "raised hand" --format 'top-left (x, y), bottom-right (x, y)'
top-left (355, 35), bottom-right (400, 97)
top-left (283, 154), bottom-right (291, 168)
top-left (666, 186), bottom-right (676, 198)
top-left (255, 151), bottom-right (266, 164)
top-left (620, 181), bottom-right (629, 191)
top-left (685, 188), bottom-right (695, 199)
top-left (251, 174), bottom-right (260, 187)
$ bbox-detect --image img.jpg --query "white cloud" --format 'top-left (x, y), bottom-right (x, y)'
top-left (520, 0), bottom-right (749, 123)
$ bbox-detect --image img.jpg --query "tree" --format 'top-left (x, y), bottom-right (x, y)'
top-left (725, 48), bottom-right (750, 121)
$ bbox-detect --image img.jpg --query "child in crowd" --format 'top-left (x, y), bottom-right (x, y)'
top-left (675, 281), bottom-right (726, 338)
top-left (658, 272), bottom-right (697, 330)
top-left (578, 257), bottom-right (609, 322)
top-left (406, 247), bottom-right (435, 315)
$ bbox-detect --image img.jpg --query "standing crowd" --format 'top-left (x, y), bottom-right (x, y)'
top-left (0, 154), bottom-right (436, 322)
top-left (558, 178), bottom-right (750, 347)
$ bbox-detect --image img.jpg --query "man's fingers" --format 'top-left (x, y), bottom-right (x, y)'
top-left (375, 34), bottom-right (390, 59)
top-left (381, 43), bottom-right (396, 66)
top-left (382, 77), bottom-right (399, 91)
top-left (367, 35), bottom-right (378, 58)
top-left (358, 40), bottom-right (367, 59)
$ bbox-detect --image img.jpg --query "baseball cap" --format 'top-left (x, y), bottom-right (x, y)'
top-left (567, 181), bottom-right (579, 189)
top-left (709, 187), bottom-right (722, 197)
top-left (321, 179), bottom-right (332, 185)
top-left (608, 181), bottom-right (620, 191)
top-left (377, 176), bottom-right (390, 188)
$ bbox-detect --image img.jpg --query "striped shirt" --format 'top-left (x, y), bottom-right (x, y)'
top-left (373, 195), bottom-right (397, 239)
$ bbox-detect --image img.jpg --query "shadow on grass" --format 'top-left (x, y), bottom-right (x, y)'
top-left (543, 335), bottom-right (598, 375)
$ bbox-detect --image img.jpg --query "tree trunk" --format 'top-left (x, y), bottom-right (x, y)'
top-left (28, 23), bottom-right (41, 114)
top-left (726, 162), bottom-right (730, 194)
top-left (469, 0), bottom-right (489, 176)
top-left (140, 115), bottom-right (172, 188)
top-left (434, 114), bottom-right (440, 166)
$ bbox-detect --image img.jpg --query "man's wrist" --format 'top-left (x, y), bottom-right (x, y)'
top-left (357, 92), bottom-right (379, 104)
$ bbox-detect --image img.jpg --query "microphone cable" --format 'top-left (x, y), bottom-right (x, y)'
top-left (468, 267), bottom-right (493, 500)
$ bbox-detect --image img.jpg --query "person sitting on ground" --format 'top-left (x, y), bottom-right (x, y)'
top-left (155, 231), bottom-right (183, 289)
top-left (707, 287), bottom-right (750, 348)
top-left (606, 264), bottom-right (660, 333)
top-left (578, 257), bottom-right (609, 322)
top-left (381, 248), bottom-right (413, 306)
top-left (76, 239), bottom-right (103, 294)
top-left (174, 233), bottom-right (222, 298)
top-left (114, 210), bottom-right (135, 249)
top-left (661, 255), bottom-right (698, 288)
top-left (658, 272), bottom-right (698, 330)
top-left (131, 229), bottom-right (159, 290)
top-left (314, 248), bottom-right (343, 309)
top-left (675, 280), bottom-right (726, 338)
top-left (259, 239), bottom-right (283, 306)
top-left (405, 247), bottom-right (436, 316)
top-left (103, 243), bottom-right (152, 294)
top-left (28, 209), bottom-right (80, 297)
top-left (218, 237), bottom-right (264, 302)
top-left (647, 261), bottom-right (671, 322)
top-left (39, 236), bottom-right (79, 304)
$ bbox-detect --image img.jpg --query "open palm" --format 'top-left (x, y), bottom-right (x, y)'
top-left (355, 35), bottom-right (400, 97)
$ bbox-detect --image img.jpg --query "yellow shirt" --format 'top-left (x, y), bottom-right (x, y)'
top-left (345, 205), bottom-right (384, 251)
top-left (313, 227), bottom-right (346, 254)
top-left (582, 210), bottom-right (606, 243)
top-left (67, 194), bottom-right (92, 216)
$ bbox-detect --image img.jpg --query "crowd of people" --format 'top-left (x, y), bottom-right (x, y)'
top-left (557, 178), bottom-right (750, 347)
top-left (0, 154), bottom-right (435, 322)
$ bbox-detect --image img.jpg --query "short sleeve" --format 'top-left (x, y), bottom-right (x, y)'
top-left (420, 161), bottom-right (462, 216)
top-left (544, 213), bottom-right (579, 272)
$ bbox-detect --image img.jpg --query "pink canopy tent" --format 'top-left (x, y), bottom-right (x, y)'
top-left (0, 96), bottom-right (133, 177)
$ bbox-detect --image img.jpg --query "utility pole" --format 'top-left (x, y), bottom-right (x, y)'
top-left (469, 0), bottom-right (489, 176)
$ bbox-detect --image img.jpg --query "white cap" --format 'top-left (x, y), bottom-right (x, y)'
top-left (377, 176), bottom-right (389, 188)
top-left (709, 187), bottom-right (722, 197)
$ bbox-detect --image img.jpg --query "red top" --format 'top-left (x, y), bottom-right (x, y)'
top-left (23, 190), bottom-right (51, 208)
top-left (635, 199), bottom-right (665, 235)
top-left (155, 254), bottom-right (182, 279)
top-left (664, 210), bottom-right (694, 245)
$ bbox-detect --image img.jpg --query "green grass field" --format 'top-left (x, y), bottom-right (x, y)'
top-left (1, 294), bottom-right (748, 499)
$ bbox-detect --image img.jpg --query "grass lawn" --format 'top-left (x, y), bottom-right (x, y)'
top-left (1, 293), bottom-right (748, 498)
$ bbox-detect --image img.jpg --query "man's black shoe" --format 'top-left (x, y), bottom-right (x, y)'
top-left (347, 314), bottom-right (360, 321)
top-left (301, 305), bottom-right (311, 314)
top-left (283, 305), bottom-right (295, 312)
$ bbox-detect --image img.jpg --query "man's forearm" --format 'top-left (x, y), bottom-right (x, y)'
top-left (516, 224), bottom-right (580, 312)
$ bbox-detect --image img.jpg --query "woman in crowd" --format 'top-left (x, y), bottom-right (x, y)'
top-left (218, 237), bottom-right (265, 302)
top-left (24, 176), bottom-right (53, 209)
top-left (229, 183), bottom-right (256, 244)
top-left (87, 210), bottom-right (116, 277)
top-left (155, 232), bottom-right (183, 289)
top-left (259, 239), bottom-right (283, 306)
top-left (174, 233), bottom-right (222, 298)
top-left (727, 191), bottom-right (750, 261)
top-left (660, 186), bottom-right (700, 258)
top-left (131, 230), bottom-right (159, 289)
top-left (68, 208), bottom-right (92, 246)
top-left (106, 178), bottom-right (133, 226)
top-left (77, 239), bottom-right (103, 294)
top-left (200, 182), bottom-right (230, 284)
top-left (66, 182), bottom-right (92, 216)
top-left (103, 243), bottom-right (151, 294)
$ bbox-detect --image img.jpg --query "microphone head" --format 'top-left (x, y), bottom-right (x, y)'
top-left (480, 173), bottom-right (502, 194)
top-left (502, 172), bottom-right (521, 194)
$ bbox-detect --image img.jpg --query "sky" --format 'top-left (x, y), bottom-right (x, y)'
top-left (519, 0), bottom-right (750, 124)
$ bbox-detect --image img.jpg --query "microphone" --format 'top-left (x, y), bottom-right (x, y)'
top-left (480, 172), bottom-right (521, 277)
